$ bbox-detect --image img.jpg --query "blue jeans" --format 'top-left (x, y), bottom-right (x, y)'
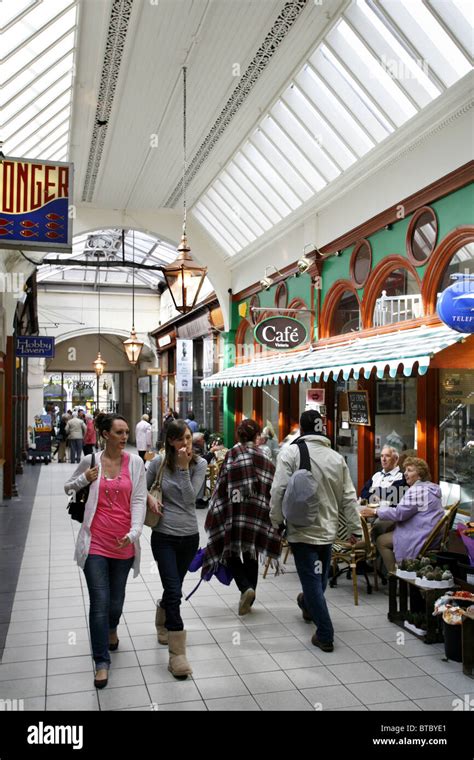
top-left (83, 554), bottom-right (134, 670)
top-left (151, 532), bottom-right (199, 631)
top-left (290, 542), bottom-right (334, 644)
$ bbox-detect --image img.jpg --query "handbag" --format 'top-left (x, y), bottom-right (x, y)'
top-left (145, 457), bottom-right (165, 528)
top-left (67, 453), bottom-right (95, 523)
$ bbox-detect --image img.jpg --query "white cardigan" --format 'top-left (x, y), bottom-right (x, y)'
top-left (64, 451), bottom-right (147, 578)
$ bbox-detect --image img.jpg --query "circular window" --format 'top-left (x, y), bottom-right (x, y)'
top-left (407, 207), bottom-right (437, 265)
top-left (250, 294), bottom-right (260, 325)
top-left (330, 290), bottom-right (361, 336)
top-left (350, 240), bottom-right (372, 287)
top-left (275, 282), bottom-right (288, 309)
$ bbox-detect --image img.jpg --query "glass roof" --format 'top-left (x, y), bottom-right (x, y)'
top-left (193, 0), bottom-right (473, 257)
top-left (37, 229), bottom-right (178, 288)
top-left (2, 0), bottom-right (79, 163)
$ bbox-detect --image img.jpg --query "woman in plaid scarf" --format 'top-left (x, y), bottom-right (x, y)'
top-left (202, 419), bottom-right (281, 615)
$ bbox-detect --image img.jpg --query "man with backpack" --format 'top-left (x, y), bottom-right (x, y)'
top-left (270, 410), bottom-right (361, 653)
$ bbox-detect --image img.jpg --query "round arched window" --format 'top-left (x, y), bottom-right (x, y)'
top-left (407, 207), bottom-right (438, 265)
top-left (438, 242), bottom-right (474, 293)
top-left (350, 240), bottom-right (372, 287)
top-left (373, 268), bottom-right (421, 327)
top-left (330, 291), bottom-right (361, 336)
top-left (275, 282), bottom-right (288, 309)
top-left (250, 295), bottom-right (260, 325)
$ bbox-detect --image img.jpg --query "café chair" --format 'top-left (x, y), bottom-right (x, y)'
top-left (418, 502), bottom-right (459, 557)
top-left (329, 516), bottom-right (378, 606)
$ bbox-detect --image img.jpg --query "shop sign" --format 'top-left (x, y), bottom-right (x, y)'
top-left (0, 157), bottom-right (73, 251)
top-left (437, 273), bottom-right (474, 333)
top-left (306, 388), bottom-right (325, 407)
top-left (158, 334), bottom-right (172, 348)
top-left (176, 339), bottom-right (193, 392)
top-left (347, 390), bottom-right (371, 426)
top-left (16, 336), bottom-right (55, 358)
top-left (254, 316), bottom-right (307, 350)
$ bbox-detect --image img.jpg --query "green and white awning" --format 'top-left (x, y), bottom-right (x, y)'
top-left (201, 324), bottom-right (470, 388)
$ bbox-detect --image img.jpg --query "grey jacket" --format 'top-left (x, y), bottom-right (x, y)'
top-left (270, 434), bottom-right (361, 544)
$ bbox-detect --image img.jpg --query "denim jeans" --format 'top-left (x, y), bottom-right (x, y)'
top-left (69, 439), bottom-right (83, 463)
top-left (151, 531), bottom-right (199, 631)
top-left (83, 554), bottom-right (134, 670)
top-left (227, 553), bottom-right (258, 594)
top-left (290, 542), bottom-right (334, 644)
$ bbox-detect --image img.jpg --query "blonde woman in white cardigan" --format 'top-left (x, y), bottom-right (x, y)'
top-left (65, 413), bottom-right (151, 689)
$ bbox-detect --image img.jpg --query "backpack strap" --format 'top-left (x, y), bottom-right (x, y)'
top-left (295, 439), bottom-right (311, 471)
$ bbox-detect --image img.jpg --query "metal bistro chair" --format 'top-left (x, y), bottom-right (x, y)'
top-left (262, 537), bottom-right (291, 579)
top-left (418, 502), bottom-right (459, 557)
top-left (330, 515), bottom-right (378, 606)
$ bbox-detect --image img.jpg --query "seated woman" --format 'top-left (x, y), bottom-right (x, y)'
top-left (360, 457), bottom-right (444, 574)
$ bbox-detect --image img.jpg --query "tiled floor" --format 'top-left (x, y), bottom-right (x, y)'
top-left (0, 459), bottom-right (472, 712)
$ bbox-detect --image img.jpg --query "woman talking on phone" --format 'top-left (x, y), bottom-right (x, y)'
top-left (64, 413), bottom-right (148, 689)
top-left (146, 419), bottom-right (207, 678)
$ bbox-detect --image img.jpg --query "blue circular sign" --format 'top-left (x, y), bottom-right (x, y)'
top-left (437, 274), bottom-right (474, 333)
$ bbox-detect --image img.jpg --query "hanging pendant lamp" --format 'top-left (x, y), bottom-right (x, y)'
top-left (123, 229), bottom-right (144, 365)
top-left (93, 264), bottom-right (107, 376)
top-left (161, 67), bottom-right (207, 314)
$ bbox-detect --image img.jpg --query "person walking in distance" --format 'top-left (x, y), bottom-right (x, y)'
top-left (146, 419), bottom-right (207, 678)
top-left (64, 413), bottom-right (147, 689)
top-left (65, 412), bottom-right (86, 464)
top-left (135, 414), bottom-right (152, 461)
top-left (83, 414), bottom-right (96, 457)
top-left (270, 410), bottom-right (361, 653)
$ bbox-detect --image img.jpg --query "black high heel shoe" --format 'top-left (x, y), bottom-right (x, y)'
top-left (94, 669), bottom-right (108, 689)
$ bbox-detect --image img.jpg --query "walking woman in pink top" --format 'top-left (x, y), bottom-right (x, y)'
top-left (65, 413), bottom-right (148, 689)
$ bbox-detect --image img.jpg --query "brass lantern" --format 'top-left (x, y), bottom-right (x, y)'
top-left (123, 327), bottom-right (144, 365)
top-left (93, 352), bottom-right (107, 376)
top-left (162, 234), bottom-right (206, 315)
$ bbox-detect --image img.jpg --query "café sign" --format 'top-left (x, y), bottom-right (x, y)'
top-left (0, 156), bottom-right (73, 251)
top-left (254, 316), bottom-right (307, 350)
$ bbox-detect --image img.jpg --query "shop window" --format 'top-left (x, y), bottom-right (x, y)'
top-left (350, 240), bottom-right (372, 287)
top-left (250, 295), bottom-right (260, 325)
top-left (335, 379), bottom-right (359, 488)
top-left (439, 369), bottom-right (474, 514)
top-left (375, 376), bottom-right (417, 457)
top-left (275, 282), bottom-right (288, 309)
top-left (262, 384), bottom-right (279, 435)
top-left (437, 241), bottom-right (474, 295)
top-left (407, 207), bottom-right (437, 265)
top-left (373, 268), bottom-right (422, 327)
top-left (330, 290), bottom-right (361, 335)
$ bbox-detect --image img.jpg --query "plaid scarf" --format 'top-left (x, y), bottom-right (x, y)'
top-left (202, 442), bottom-right (281, 576)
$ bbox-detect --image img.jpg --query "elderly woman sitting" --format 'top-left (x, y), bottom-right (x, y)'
top-left (360, 457), bottom-right (444, 574)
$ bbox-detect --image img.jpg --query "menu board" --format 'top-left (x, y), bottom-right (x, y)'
top-left (347, 390), bottom-right (371, 426)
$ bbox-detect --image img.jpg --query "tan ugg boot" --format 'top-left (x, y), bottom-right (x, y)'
top-left (155, 605), bottom-right (168, 645)
top-left (167, 630), bottom-right (192, 678)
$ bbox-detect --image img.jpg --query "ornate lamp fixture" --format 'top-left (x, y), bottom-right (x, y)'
top-left (123, 230), bottom-right (144, 365)
top-left (161, 67), bottom-right (207, 314)
top-left (93, 265), bottom-right (107, 376)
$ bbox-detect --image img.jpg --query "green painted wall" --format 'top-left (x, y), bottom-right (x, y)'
top-left (322, 183), bottom-right (474, 300)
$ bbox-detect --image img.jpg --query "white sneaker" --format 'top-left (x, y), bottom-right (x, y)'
top-left (238, 588), bottom-right (256, 615)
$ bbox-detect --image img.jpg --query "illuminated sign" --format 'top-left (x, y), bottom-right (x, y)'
top-left (0, 157), bottom-right (73, 251)
top-left (437, 274), bottom-right (474, 334)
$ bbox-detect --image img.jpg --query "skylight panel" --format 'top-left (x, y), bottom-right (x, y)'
top-left (201, 193), bottom-right (256, 248)
top-left (296, 64), bottom-right (376, 156)
top-left (281, 84), bottom-right (357, 170)
top-left (224, 164), bottom-right (281, 225)
top-left (231, 155), bottom-right (291, 218)
top-left (3, 32), bottom-right (75, 99)
top-left (250, 130), bottom-right (313, 202)
top-left (378, 0), bottom-right (472, 86)
top-left (267, 105), bottom-right (334, 185)
top-left (3, 54), bottom-right (74, 124)
top-left (9, 105), bottom-right (71, 156)
top-left (4, 5), bottom-right (76, 64)
top-left (217, 173), bottom-right (274, 231)
top-left (4, 88), bottom-right (71, 147)
top-left (328, 19), bottom-right (417, 125)
top-left (214, 178), bottom-right (267, 237)
top-left (428, 0), bottom-right (474, 60)
top-left (193, 204), bottom-right (241, 255)
top-left (346, 0), bottom-right (440, 106)
top-left (241, 143), bottom-right (301, 210)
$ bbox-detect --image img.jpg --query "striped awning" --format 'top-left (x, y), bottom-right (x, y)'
top-left (201, 324), bottom-right (470, 388)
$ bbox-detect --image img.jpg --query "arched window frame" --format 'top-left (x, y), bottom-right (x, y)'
top-left (422, 226), bottom-right (474, 315)
top-left (362, 256), bottom-right (422, 329)
top-left (320, 281), bottom-right (362, 339)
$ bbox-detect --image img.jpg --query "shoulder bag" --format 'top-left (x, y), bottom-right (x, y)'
top-left (67, 453), bottom-right (95, 523)
top-left (145, 457), bottom-right (165, 528)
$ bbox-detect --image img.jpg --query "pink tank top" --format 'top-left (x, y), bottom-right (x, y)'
top-left (90, 452), bottom-right (135, 560)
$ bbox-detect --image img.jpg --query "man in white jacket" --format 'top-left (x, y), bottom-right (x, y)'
top-left (135, 414), bottom-right (152, 461)
top-left (270, 410), bottom-right (361, 652)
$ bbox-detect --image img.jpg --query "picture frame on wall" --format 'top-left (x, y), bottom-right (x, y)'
top-left (376, 381), bottom-right (405, 415)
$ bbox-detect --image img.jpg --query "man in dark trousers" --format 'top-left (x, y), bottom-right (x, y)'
top-left (270, 410), bottom-right (361, 652)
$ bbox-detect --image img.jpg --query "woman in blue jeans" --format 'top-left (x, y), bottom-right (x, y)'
top-left (65, 413), bottom-right (147, 688)
top-left (146, 420), bottom-right (207, 678)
